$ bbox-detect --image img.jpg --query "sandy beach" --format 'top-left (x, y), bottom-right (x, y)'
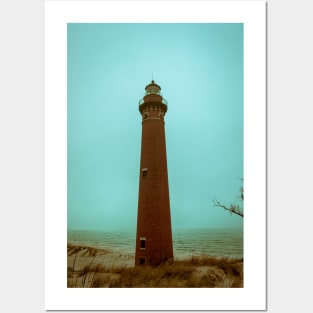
top-left (67, 243), bottom-right (243, 288)
top-left (67, 244), bottom-right (134, 270)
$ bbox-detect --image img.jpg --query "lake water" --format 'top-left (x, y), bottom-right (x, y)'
top-left (67, 228), bottom-right (243, 259)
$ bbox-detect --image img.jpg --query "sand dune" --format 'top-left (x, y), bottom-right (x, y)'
top-left (67, 243), bottom-right (243, 288)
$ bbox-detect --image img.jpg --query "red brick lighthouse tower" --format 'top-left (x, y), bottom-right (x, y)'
top-left (135, 80), bottom-right (173, 266)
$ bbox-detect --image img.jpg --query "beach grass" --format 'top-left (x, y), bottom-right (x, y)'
top-left (67, 244), bottom-right (243, 288)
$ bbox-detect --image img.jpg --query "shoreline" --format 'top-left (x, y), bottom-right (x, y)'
top-left (67, 243), bottom-right (243, 288)
top-left (67, 244), bottom-right (135, 270)
top-left (67, 228), bottom-right (243, 260)
top-left (67, 242), bottom-right (242, 271)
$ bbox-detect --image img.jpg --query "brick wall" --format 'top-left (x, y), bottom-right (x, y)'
top-left (135, 100), bottom-right (173, 266)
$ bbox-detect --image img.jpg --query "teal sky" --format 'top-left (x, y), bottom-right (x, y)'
top-left (67, 23), bottom-right (243, 231)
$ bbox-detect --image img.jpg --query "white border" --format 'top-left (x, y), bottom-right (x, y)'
top-left (45, 0), bottom-right (266, 310)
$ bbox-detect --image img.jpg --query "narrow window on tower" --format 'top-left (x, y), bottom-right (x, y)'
top-left (140, 237), bottom-right (146, 249)
top-left (142, 168), bottom-right (148, 178)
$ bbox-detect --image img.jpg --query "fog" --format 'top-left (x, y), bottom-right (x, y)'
top-left (67, 23), bottom-right (243, 231)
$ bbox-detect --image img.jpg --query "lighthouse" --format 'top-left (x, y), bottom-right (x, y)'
top-left (135, 80), bottom-right (173, 266)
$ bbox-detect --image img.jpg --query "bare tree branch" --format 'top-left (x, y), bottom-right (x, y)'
top-left (240, 187), bottom-right (244, 201)
top-left (212, 180), bottom-right (244, 218)
top-left (212, 199), bottom-right (244, 218)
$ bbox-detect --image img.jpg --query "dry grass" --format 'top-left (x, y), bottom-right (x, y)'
top-left (67, 244), bottom-right (243, 288)
top-left (67, 244), bottom-right (105, 257)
